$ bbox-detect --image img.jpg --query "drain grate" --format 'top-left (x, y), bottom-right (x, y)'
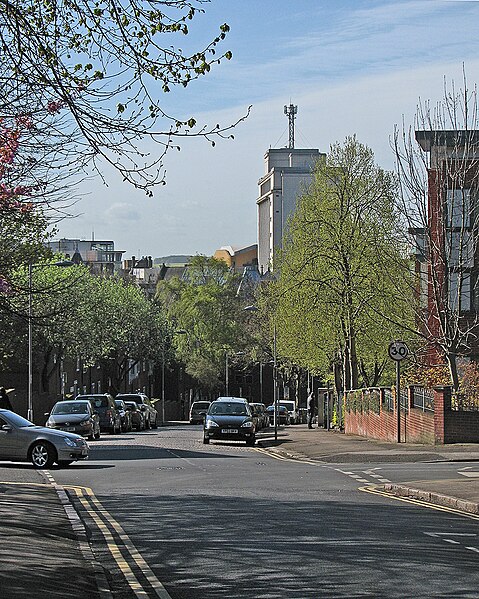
top-left (157, 466), bottom-right (184, 470)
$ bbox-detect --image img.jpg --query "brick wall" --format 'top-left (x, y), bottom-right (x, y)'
top-left (344, 387), bottom-right (435, 444)
top-left (445, 411), bottom-right (479, 443)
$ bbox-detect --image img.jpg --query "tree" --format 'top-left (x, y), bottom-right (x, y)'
top-left (155, 255), bottom-right (249, 391)
top-left (393, 76), bottom-right (479, 390)
top-left (274, 136), bottom-right (415, 395)
top-left (0, 0), bottom-right (249, 193)
top-left (5, 265), bottom-right (166, 394)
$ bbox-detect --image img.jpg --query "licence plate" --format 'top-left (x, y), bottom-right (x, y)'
top-left (222, 428), bottom-right (238, 434)
top-left (65, 427), bottom-right (75, 432)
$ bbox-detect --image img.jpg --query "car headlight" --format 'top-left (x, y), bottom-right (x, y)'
top-left (241, 421), bottom-right (253, 428)
top-left (206, 420), bottom-right (219, 428)
top-left (46, 419), bottom-right (54, 427)
top-left (63, 437), bottom-right (76, 447)
top-left (80, 419), bottom-right (90, 426)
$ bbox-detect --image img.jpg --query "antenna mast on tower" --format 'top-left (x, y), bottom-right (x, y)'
top-left (284, 103), bottom-right (298, 149)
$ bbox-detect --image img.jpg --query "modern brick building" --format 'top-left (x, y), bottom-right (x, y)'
top-left (413, 129), bottom-right (479, 364)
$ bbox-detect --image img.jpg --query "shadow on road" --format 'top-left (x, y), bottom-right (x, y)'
top-left (76, 490), bottom-right (479, 599)
top-left (88, 445), bottom-right (244, 462)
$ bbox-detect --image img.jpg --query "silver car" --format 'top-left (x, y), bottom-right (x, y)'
top-left (0, 409), bottom-right (89, 468)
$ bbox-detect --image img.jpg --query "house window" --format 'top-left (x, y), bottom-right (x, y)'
top-left (449, 271), bottom-right (471, 312)
top-left (446, 231), bottom-right (474, 267)
top-left (446, 188), bottom-right (471, 228)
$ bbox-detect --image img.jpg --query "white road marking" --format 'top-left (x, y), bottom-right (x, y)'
top-left (459, 472), bottom-right (479, 478)
top-left (466, 547), bottom-right (479, 553)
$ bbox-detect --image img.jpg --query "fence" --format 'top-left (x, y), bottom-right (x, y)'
top-left (344, 386), bottom-right (441, 444)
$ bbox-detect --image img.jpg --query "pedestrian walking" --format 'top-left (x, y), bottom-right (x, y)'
top-left (0, 387), bottom-right (13, 411)
top-left (307, 391), bottom-right (315, 429)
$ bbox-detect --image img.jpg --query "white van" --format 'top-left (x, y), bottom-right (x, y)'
top-left (279, 400), bottom-right (299, 424)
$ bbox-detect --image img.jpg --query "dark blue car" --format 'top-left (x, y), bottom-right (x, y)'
top-left (203, 398), bottom-right (256, 446)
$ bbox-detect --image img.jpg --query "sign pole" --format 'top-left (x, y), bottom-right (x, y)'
top-left (396, 359), bottom-right (401, 443)
top-left (388, 340), bottom-right (409, 445)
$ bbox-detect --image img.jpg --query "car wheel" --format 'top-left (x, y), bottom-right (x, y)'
top-left (30, 441), bottom-right (56, 468)
top-left (58, 460), bottom-right (74, 467)
top-left (203, 436), bottom-right (209, 444)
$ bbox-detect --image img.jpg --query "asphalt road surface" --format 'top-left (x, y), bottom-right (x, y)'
top-left (50, 424), bottom-right (479, 599)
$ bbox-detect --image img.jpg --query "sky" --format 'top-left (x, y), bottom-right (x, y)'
top-left (53, 0), bottom-right (479, 260)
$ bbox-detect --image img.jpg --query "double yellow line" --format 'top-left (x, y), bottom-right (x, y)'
top-left (360, 485), bottom-right (479, 521)
top-left (253, 446), bottom-right (318, 465)
top-left (65, 484), bottom-right (172, 599)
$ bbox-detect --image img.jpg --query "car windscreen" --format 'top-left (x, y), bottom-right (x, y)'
top-left (124, 402), bottom-right (137, 410)
top-left (209, 402), bottom-right (249, 416)
top-left (117, 395), bottom-right (143, 404)
top-left (191, 402), bottom-right (210, 410)
top-left (90, 397), bottom-right (110, 409)
top-left (52, 402), bottom-right (89, 415)
top-left (2, 412), bottom-right (35, 427)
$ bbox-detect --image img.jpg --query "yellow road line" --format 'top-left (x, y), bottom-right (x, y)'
top-left (0, 480), bottom-right (51, 487)
top-left (66, 485), bottom-right (172, 599)
top-left (360, 485), bottom-right (479, 521)
top-left (253, 447), bottom-right (318, 465)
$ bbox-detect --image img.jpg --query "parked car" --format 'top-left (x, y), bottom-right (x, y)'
top-left (116, 393), bottom-right (158, 429)
top-left (0, 409), bottom-right (89, 468)
top-left (189, 401), bottom-right (211, 424)
top-left (203, 397), bottom-right (256, 446)
top-left (266, 404), bottom-right (291, 425)
top-left (124, 401), bottom-right (145, 431)
top-left (249, 403), bottom-right (268, 430)
top-left (45, 400), bottom-right (100, 440)
top-left (76, 394), bottom-right (122, 434)
top-left (114, 399), bottom-right (133, 432)
top-left (279, 400), bottom-right (299, 424)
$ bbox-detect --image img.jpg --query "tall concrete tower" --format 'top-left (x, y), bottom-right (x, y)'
top-left (256, 106), bottom-right (324, 274)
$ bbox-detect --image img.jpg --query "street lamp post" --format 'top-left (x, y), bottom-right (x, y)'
top-left (225, 352), bottom-right (229, 396)
top-left (161, 329), bottom-right (187, 424)
top-left (243, 305), bottom-right (278, 441)
top-left (28, 260), bottom-right (73, 422)
top-left (272, 321), bottom-right (278, 441)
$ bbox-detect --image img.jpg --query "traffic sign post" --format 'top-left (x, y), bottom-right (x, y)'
top-left (388, 341), bottom-right (409, 443)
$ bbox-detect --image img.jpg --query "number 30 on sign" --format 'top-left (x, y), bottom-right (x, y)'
top-left (388, 341), bottom-right (409, 361)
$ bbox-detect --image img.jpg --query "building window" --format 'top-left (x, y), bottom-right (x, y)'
top-left (446, 231), bottom-right (474, 267)
top-left (446, 188), bottom-right (471, 228)
top-left (449, 271), bottom-right (471, 312)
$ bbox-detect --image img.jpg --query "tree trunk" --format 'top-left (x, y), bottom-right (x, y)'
top-left (348, 329), bottom-right (359, 390)
top-left (446, 353), bottom-right (460, 392)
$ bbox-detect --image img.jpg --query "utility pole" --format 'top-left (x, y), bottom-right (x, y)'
top-left (284, 103), bottom-right (298, 149)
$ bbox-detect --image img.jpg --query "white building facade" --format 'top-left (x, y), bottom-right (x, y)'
top-left (257, 148), bottom-right (323, 273)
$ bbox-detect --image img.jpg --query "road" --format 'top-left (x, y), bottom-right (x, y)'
top-left (50, 424), bottom-right (479, 599)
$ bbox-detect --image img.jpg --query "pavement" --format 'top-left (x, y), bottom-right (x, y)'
top-left (1, 423), bottom-right (479, 598)
top-left (257, 423), bottom-right (479, 515)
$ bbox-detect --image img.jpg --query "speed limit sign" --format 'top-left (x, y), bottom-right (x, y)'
top-left (388, 340), bottom-right (409, 361)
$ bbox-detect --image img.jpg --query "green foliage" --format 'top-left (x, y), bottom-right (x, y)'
top-left (274, 136), bottom-right (416, 392)
top-left (0, 0), bottom-right (245, 191)
top-left (155, 255), bottom-right (251, 391)
top-left (3, 263), bottom-right (166, 392)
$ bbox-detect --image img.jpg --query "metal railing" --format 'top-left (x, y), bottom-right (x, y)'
top-left (383, 388), bottom-right (394, 412)
top-left (411, 387), bottom-right (434, 412)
